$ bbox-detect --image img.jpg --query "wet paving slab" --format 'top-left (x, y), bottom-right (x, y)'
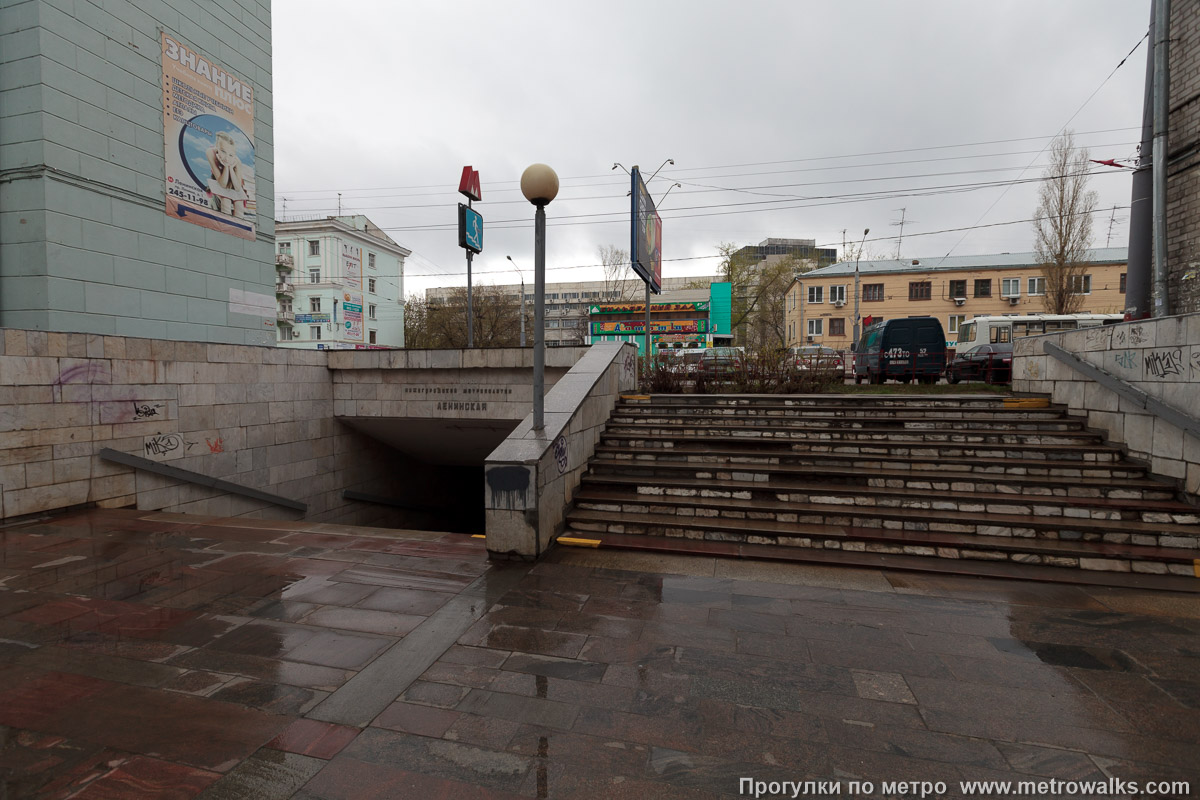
top-left (1, 509), bottom-right (1199, 798)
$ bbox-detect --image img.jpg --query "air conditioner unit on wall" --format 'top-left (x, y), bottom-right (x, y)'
top-left (953, 297), bottom-right (966, 306)
top-left (1007, 296), bottom-right (1020, 305)
top-left (833, 300), bottom-right (845, 307)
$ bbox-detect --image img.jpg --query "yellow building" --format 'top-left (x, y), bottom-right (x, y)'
top-left (784, 248), bottom-right (1128, 349)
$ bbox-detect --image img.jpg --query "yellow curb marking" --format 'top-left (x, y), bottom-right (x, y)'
top-left (558, 536), bottom-right (602, 548)
top-left (471, 534), bottom-right (486, 539)
top-left (1003, 398), bottom-right (1049, 408)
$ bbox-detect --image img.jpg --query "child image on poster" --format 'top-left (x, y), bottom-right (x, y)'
top-left (206, 131), bottom-right (248, 217)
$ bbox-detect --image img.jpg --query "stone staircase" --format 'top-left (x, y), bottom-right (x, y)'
top-left (562, 395), bottom-right (1200, 589)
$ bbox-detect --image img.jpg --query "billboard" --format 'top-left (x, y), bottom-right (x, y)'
top-left (343, 291), bottom-right (364, 342)
top-left (161, 33), bottom-right (256, 241)
top-left (341, 243), bottom-right (362, 290)
top-left (591, 319), bottom-right (708, 335)
top-left (630, 167), bottom-right (662, 294)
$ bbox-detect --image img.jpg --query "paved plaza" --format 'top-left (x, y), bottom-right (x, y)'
top-left (0, 509), bottom-right (1197, 798)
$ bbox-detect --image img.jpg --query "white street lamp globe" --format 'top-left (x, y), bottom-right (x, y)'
top-left (520, 164), bottom-right (559, 206)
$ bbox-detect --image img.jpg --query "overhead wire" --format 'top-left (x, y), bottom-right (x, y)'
top-left (936, 31), bottom-right (1149, 262)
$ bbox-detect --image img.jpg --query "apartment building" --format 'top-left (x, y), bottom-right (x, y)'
top-left (784, 248), bottom-right (1128, 349)
top-left (426, 275), bottom-right (717, 347)
top-left (275, 215), bottom-right (410, 349)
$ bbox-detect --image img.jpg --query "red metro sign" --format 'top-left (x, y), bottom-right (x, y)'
top-left (459, 166), bottom-right (481, 202)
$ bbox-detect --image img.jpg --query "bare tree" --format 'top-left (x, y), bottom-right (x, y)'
top-left (403, 294), bottom-right (432, 348)
top-left (414, 286), bottom-right (522, 348)
top-left (1034, 131), bottom-right (1098, 314)
top-left (599, 244), bottom-right (639, 301)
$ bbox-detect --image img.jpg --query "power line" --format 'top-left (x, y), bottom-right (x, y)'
top-left (402, 205), bottom-right (1129, 279)
top-left (276, 126), bottom-right (1141, 197)
top-left (938, 31), bottom-right (1148, 262)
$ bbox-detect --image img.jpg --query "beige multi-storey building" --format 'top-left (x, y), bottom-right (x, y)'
top-left (426, 275), bottom-right (717, 347)
top-left (784, 248), bottom-right (1128, 349)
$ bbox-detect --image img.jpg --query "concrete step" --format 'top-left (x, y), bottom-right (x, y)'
top-left (570, 487), bottom-right (1200, 550)
top-left (577, 472), bottom-right (1196, 525)
top-left (585, 457), bottom-right (1177, 501)
top-left (558, 530), bottom-right (1200, 593)
top-left (564, 506), bottom-right (1200, 577)
top-left (575, 394), bottom-right (1196, 586)
top-left (603, 423), bottom-right (1100, 447)
top-left (619, 394), bottom-right (1070, 416)
top-left (609, 412), bottom-right (1090, 432)
top-left (596, 436), bottom-right (1129, 465)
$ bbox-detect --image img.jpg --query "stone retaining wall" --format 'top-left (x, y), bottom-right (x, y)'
top-left (0, 330), bottom-right (578, 525)
top-left (1012, 313), bottom-right (1200, 499)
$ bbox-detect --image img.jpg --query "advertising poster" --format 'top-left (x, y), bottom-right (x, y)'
top-left (630, 167), bottom-right (662, 294)
top-left (343, 291), bottom-right (364, 342)
top-left (161, 33), bottom-right (256, 240)
top-left (591, 319), bottom-right (707, 335)
top-left (341, 243), bottom-right (362, 290)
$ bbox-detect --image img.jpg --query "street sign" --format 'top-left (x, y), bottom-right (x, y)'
top-left (458, 203), bottom-right (483, 253)
top-left (459, 166), bottom-right (481, 201)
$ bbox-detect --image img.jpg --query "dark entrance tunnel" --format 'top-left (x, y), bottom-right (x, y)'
top-left (339, 417), bottom-right (518, 534)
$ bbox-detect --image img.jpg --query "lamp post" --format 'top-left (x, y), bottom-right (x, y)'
top-left (851, 228), bottom-right (869, 344)
top-left (520, 163), bottom-right (559, 432)
top-left (506, 256), bottom-right (527, 347)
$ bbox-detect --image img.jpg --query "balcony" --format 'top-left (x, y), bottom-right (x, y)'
top-left (277, 309), bottom-right (294, 324)
top-left (275, 253), bottom-right (294, 271)
top-left (275, 281), bottom-right (294, 297)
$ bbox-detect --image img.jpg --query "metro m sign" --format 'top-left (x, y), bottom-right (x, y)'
top-left (459, 166), bottom-right (481, 202)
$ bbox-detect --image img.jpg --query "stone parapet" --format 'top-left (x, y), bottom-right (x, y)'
top-left (483, 342), bottom-right (638, 559)
top-left (1012, 313), bottom-right (1200, 500)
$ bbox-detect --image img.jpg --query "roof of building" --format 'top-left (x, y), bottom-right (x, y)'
top-left (276, 215), bottom-right (410, 255)
top-left (799, 247), bottom-right (1128, 279)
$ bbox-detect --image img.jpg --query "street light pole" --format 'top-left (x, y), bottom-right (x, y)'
top-left (506, 255), bottom-right (527, 347)
top-left (852, 228), bottom-right (869, 344)
top-left (521, 164), bottom-right (559, 433)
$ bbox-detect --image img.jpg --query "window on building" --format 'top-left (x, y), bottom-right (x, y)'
top-left (279, 327), bottom-right (294, 340)
top-left (308, 267), bottom-right (320, 284)
top-left (789, 292), bottom-right (796, 310)
top-left (974, 279), bottom-right (992, 298)
top-left (310, 326), bottom-right (322, 340)
top-left (308, 240), bottom-right (320, 256)
top-left (310, 297), bottom-right (321, 312)
top-left (807, 319), bottom-right (823, 337)
top-left (830, 285), bottom-right (846, 304)
top-left (807, 286), bottom-right (823, 303)
top-left (1001, 278), bottom-right (1020, 297)
top-left (949, 279), bottom-right (966, 299)
top-left (948, 315), bottom-right (966, 335)
top-left (863, 284), bottom-right (885, 301)
top-left (369, 330), bottom-right (377, 344)
top-left (280, 299), bottom-right (292, 313)
top-left (368, 253), bottom-right (376, 269)
top-left (1071, 275), bottom-right (1092, 294)
top-left (1028, 277), bottom-right (1046, 295)
top-left (908, 281), bottom-right (931, 301)
top-left (368, 304), bottom-right (376, 320)
top-left (830, 318), bottom-right (845, 336)
top-left (1119, 273), bottom-right (1127, 293)
top-left (368, 278), bottom-right (377, 293)
top-left (279, 242), bottom-right (292, 254)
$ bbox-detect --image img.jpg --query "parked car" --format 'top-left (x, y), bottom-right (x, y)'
top-left (700, 347), bottom-right (745, 379)
top-left (853, 317), bottom-right (947, 384)
top-left (789, 345), bottom-right (844, 377)
top-left (946, 342), bottom-right (1013, 384)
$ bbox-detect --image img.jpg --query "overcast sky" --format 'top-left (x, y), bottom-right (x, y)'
top-left (273, 1), bottom-right (1152, 297)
